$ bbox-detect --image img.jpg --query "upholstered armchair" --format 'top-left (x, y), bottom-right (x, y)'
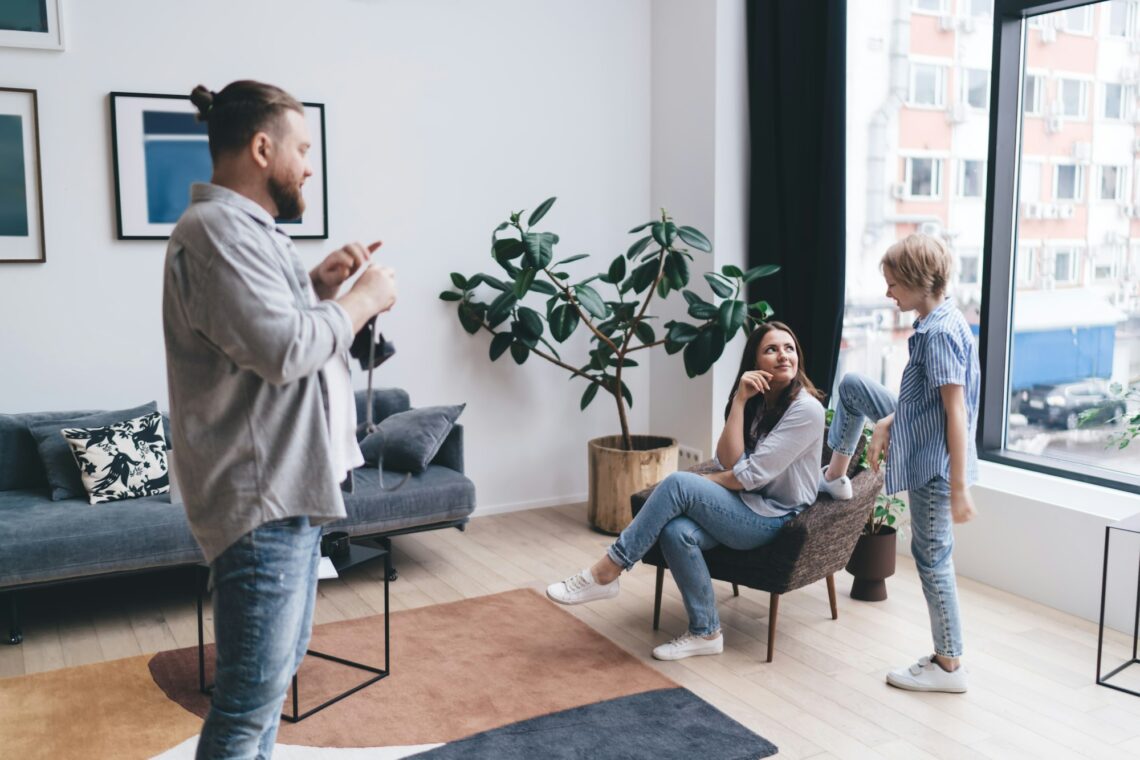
top-left (630, 433), bottom-right (881, 662)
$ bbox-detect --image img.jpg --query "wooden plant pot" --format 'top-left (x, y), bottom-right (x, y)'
top-left (845, 527), bottom-right (897, 602)
top-left (587, 435), bottom-right (678, 535)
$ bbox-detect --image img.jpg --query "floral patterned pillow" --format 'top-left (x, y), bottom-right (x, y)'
top-left (60, 412), bottom-right (170, 504)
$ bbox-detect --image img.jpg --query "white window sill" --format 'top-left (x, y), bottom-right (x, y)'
top-left (976, 459), bottom-right (1140, 522)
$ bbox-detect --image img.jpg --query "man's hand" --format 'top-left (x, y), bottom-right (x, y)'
top-left (353, 265), bottom-right (398, 315)
top-left (311, 241), bottom-right (382, 300)
top-left (868, 413), bottom-right (894, 473)
top-left (950, 487), bottom-right (977, 524)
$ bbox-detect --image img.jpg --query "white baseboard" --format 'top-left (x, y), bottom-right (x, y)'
top-left (472, 493), bottom-right (587, 517)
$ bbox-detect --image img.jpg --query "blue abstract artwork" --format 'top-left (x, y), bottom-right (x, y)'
top-left (0, 0), bottom-right (48, 33)
top-left (0, 114), bottom-right (29, 237)
top-left (143, 111), bottom-right (210, 224)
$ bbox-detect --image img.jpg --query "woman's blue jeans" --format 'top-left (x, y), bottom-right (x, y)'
top-left (829, 372), bottom-right (964, 658)
top-left (196, 517), bottom-right (322, 760)
top-left (608, 472), bottom-right (792, 637)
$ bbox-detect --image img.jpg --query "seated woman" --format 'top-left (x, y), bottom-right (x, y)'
top-left (547, 321), bottom-right (825, 660)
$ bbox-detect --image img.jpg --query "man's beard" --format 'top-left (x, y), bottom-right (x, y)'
top-left (268, 174), bottom-right (305, 221)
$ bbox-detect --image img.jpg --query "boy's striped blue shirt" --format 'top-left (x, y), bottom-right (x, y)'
top-left (887, 298), bottom-right (980, 495)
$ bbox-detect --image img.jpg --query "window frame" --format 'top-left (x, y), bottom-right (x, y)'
top-left (909, 61), bottom-right (948, 108)
top-left (981, 1), bottom-right (1140, 494)
top-left (1023, 72), bottom-right (1044, 115)
top-left (1102, 82), bottom-right (1127, 120)
top-left (1057, 76), bottom-right (1090, 119)
top-left (1107, 0), bottom-right (1136, 37)
top-left (904, 155), bottom-right (944, 198)
top-left (1099, 164), bottom-right (1126, 200)
top-left (960, 159), bottom-right (987, 197)
top-left (963, 67), bottom-right (991, 110)
top-left (1060, 5), bottom-right (1094, 34)
top-left (912, 0), bottom-right (949, 15)
top-left (1052, 162), bottom-right (1084, 202)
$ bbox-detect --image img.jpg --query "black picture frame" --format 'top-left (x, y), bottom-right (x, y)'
top-left (0, 86), bottom-right (46, 264)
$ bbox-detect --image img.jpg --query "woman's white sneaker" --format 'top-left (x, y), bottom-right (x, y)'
top-left (886, 655), bottom-right (968, 693)
top-left (546, 568), bottom-right (620, 605)
top-left (652, 631), bottom-right (724, 661)
top-left (818, 466), bottom-right (854, 500)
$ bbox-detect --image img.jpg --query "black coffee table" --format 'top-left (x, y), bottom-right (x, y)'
top-left (195, 538), bottom-right (390, 722)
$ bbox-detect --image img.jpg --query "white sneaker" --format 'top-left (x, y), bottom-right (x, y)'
top-left (886, 655), bottom-right (968, 693)
top-left (819, 466), bottom-right (854, 500)
top-left (652, 631), bottom-right (724, 661)
top-left (546, 568), bottom-right (620, 605)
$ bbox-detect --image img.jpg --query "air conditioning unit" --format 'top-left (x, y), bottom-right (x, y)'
top-left (1041, 25), bottom-right (1057, 43)
top-left (1072, 141), bottom-right (1092, 163)
top-left (1043, 204), bottom-right (1060, 219)
top-left (1046, 114), bottom-right (1064, 134)
top-left (1058, 204), bottom-right (1076, 219)
top-left (891, 182), bottom-right (907, 199)
top-left (947, 102), bottom-right (969, 123)
top-left (919, 221), bottom-right (942, 236)
top-left (939, 14), bottom-right (957, 32)
top-left (1023, 202), bottom-right (1043, 218)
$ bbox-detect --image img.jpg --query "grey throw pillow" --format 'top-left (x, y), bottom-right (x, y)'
top-left (359, 404), bottom-right (465, 473)
top-left (27, 402), bottom-right (160, 501)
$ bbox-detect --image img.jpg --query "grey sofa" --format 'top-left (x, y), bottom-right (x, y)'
top-left (0, 388), bottom-right (476, 644)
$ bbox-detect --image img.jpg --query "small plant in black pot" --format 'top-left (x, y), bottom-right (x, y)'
top-left (846, 491), bottom-right (907, 601)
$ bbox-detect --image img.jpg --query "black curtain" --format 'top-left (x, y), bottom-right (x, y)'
top-left (746, 0), bottom-right (846, 398)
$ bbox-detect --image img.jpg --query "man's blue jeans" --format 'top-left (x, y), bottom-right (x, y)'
top-left (828, 372), bottom-right (964, 658)
top-left (609, 472), bottom-right (792, 637)
top-left (196, 517), bottom-right (322, 760)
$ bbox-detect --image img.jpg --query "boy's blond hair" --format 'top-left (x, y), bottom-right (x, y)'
top-left (880, 233), bottom-right (952, 297)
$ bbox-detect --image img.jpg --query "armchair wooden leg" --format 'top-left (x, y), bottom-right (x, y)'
top-left (653, 565), bottom-right (664, 631)
top-left (826, 573), bottom-right (838, 620)
top-left (732, 583), bottom-right (739, 597)
top-left (767, 593), bottom-right (780, 663)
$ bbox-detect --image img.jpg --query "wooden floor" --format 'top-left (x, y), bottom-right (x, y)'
top-left (3, 503), bottom-right (1140, 759)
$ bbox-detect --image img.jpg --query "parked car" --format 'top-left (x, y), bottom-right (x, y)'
top-left (1019, 380), bottom-right (1127, 430)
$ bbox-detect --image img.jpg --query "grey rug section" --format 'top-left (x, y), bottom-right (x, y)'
top-left (411, 687), bottom-right (778, 759)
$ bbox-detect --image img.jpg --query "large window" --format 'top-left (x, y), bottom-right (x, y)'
top-left (983, 1), bottom-right (1140, 489)
top-left (909, 63), bottom-right (946, 107)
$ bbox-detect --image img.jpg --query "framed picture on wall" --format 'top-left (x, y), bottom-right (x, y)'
top-left (109, 92), bottom-right (328, 240)
top-left (0, 0), bottom-right (64, 50)
top-left (0, 87), bottom-right (46, 263)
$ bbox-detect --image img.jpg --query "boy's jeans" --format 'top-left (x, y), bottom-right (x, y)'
top-left (828, 372), bottom-right (964, 658)
top-left (196, 516), bottom-right (322, 759)
top-left (609, 472), bottom-right (791, 637)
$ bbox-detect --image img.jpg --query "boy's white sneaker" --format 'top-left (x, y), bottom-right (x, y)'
top-left (652, 631), bottom-right (724, 661)
top-left (546, 568), bottom-right (620, 605)
top-left (886, 655), bottom-right (968, 693)
top-left (819, 466), bottom-right (854, 500)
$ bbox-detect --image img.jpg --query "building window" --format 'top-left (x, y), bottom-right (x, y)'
top-left (909, 63), bottom-right (945, 107)
top-left (1024, 74), bottom-right (1043, 115)
top-left (1052, 248), bottom-right (1079, 283)
top-left (1108, 0), bottom-right (1135, 37)
top-left (1100, 165), bottom-right (1126, 200)
top-left (963, 68), bottom-right (989, 109)
top-left (1061, 6), bottom-right (1093, 34)
top-left (912, 0), bottom-right (946, 13)
top-left (1017, 245), bottom-right (1037, 286)
top-left (1103, 83), bottom-right (1127, 120)
top-left (1054, 164), bottom-right (1084, 201)
top-left (906, 157), bottom-right (942, 198)
top-left (960, 160), bottom-right (985, 197)
top-left (1059, 78), bottom-right (1088, 118)
top-left (969, 0), bottom-right (993, 17)
top-left (1093, 248), bottom-right (1119, 281)
top-left (959, 252), bottom-right (980, 284)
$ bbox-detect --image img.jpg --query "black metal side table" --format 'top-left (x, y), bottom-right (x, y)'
top-left (196, 538), bottom-right (391, 722)
top-left (1097, 511), bottom-right (1140, 697)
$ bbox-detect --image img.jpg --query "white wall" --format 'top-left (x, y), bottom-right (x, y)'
top-left (0, 0), bottom-right (652, 514)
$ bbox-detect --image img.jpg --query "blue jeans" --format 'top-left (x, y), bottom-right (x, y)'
top-left (829, 372), bottom-right (964, 658)
top-left (608, 472), bottom-right (792, 637)
top-left (196, 517), bottom-right (322, 760)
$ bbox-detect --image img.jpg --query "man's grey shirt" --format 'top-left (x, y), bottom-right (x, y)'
top-left (163, 183), bottom-right (352, 563)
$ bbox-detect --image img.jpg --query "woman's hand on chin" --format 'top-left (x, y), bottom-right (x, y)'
top-left (737, 370), bottom-right (773, 401)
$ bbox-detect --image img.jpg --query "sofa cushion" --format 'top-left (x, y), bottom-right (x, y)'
top-left (0, 410), bottom-right (96, 491)
top-left (333, 465), bottom-right (477, 537)
top-left (359, 404), bottom-right (465, 473)
top-left (61, 411), bottom-right (171, 504)
top-left (26, 402), bottom-right (160, 502)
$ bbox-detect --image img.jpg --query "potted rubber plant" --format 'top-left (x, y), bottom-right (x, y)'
top-left (439, 197), bottom-right (778, 533)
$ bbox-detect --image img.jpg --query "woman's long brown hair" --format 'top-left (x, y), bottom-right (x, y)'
top-left (723, 321), bottom-right (823, 450)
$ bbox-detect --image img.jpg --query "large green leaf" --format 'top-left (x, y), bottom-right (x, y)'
top-left (749, 299), bottom-right (774, 320)
top-left (580, 382), bottom-right (600, 410)
top-left (607, 256), bottom-right (626, 284)
top-left (450, 272), bottom-right (468, 289)
top-left (574, 284), bottom-right (609, 319)
top-left (682, 290), bottom-right (718, 320)
top-left (626, 235), bottom-right (653, 260)
top-left (721, 264), bottom-right (744, 278)
top-left (664, 250), bottom-right (689, 289)
top-left (628, 259), bottom-right (659, 294)
top-left (517, 306), bottom-right (544, 339)
top-left (487, 291), bottom-right (517, 327)
top-left (513, 268), bottom-right (537, 298)
top-left (489, 332), bottom-right (513, 360)
top-left (480, 274), bottom-right (509, 291)
top-left (651, 222), bottom-right (668, 248)
top-left (663, 222), bottom-right (677, 246)
top-left (530, 279), bottom-right (558, 296)
top-left (665, 321), bottom-right (700, 345)
top-left (743, 264), bottom-right (780, 283)
top-left (628, 221), bottom-right (655, 234)
top-left (527, 196), bottom-right (556, 227)
top-left (718, 300), bottom-right (746, 338)
top-left (549, 303), bottom-right (580, 342)
top-left (676, 225), bottom-right (712, 252)
top-left (509, 341), bottom-right (530, 365)
top-left (439, 291), bottom-right (463, 302)
top-left (704, 272), bottom-right (734, 298)
top-left (633, 321), bottom-right (655, 345)
top-left (683, 327), bottom-right (726, 377)
top-left (523, 232), bottom-right (556, 269)
top-left (493, 238), bottom-right (526, 261)
top-left (457, 302), bottom-right (483, 334)
top-left (554, 253), bottom-right (590, 266)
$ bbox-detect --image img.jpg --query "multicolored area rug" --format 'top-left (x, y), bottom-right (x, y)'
top-left (0, 589), bottom-right (777, 759)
